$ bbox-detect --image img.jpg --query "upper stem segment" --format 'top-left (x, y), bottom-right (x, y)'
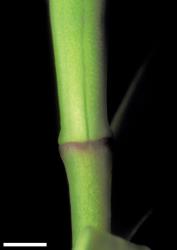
top-left (49, 0), bottom-right (111, 144)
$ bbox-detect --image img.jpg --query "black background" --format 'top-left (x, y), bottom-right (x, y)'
top-left (1, 0), bottom-right (175, 249)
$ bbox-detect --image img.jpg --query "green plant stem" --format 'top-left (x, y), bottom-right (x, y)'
top-left (49, 0), bottom-right (112, 248)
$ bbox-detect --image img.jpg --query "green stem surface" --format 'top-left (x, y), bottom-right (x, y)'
top-left (49, 0), bottom-right (110, 144)
top-left (49, 0), bottom-right (112, 248)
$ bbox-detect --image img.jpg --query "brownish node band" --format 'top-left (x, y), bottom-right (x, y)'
top-left (59, 137), bottom-right (114, 156)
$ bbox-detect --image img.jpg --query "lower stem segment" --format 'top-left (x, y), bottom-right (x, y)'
top-left (59, 138), bottom-right (112, 248)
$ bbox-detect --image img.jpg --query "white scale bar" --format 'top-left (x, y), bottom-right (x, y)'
top-left (3, 243), bottom-right (47, 247)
